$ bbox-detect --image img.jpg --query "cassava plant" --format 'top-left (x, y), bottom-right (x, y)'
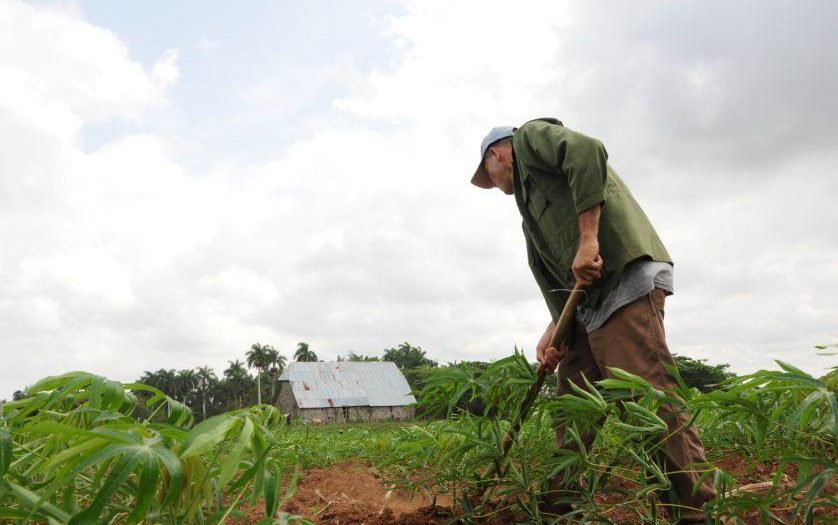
top-left (0, 371), bottom-right (311, 525)
top-left (692, 361), bottom-right (836, 523)
top-left (399, 350), bottom-right (835, 524)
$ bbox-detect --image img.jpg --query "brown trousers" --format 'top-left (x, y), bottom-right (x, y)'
top-left (552, 289), bottom-right (716, 521)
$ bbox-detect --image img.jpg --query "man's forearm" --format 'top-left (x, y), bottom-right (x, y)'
top-left (538, 320), bottom-right (556, 352)
top-left (577, 204), bottom-right (601, 241)
top-left (572, 204), bottom-right (603, 286)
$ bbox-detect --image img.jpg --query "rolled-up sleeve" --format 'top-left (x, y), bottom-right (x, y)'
top-left (521, 122), bottom-right (608, 215)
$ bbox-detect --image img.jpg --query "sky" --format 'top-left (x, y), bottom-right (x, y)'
top-left (1, 0), bottom-right (836, 397)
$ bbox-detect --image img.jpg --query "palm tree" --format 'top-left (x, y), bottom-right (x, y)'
top-left (150, 369), bottom-right (177, 398)
top-left (195, 366), bottom-right (217, 421)
top-left (139, 370), bottom-right (156, 386)
top-left (382, 342), bottom-right (437, 369)
top-left (137, 369), bottom-right (178, 417)
top-left (176, 369), bottom-right (197, 404)
top-left (224, 360), bottom-right (249, 408)
top-left (294, 342), bottom-right (318, 362)
top-left (246, 343), bottom-right (276, 405)
top-left (267, 350), bottom-right (287, 402)
top-left (339, 351), bottom-right (379, 362)
top-left (224, 359), bottom-right (247, 379)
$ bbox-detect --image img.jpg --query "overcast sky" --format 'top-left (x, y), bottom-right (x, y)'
top-left (1, 0), bottom-right (836, 397)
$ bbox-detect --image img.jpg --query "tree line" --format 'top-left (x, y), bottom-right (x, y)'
top-left (133, 341), bottom-right (435, 421)
top-left (8, 341), bottom-right (736, 423)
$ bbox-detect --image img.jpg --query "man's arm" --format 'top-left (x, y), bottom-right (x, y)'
top-left (537, 205), bottom-right (601, 372)
top-left (573, 204), bottom-right (603, 286)
top-left (519, 122), bottom-right (608, 286)
top-left (521, 121), bottom-right (607, 367)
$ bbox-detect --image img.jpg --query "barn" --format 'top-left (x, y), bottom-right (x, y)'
top-left (277, 361), bottom-right (416, 423)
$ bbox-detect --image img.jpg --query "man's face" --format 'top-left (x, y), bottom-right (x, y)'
top-left (483, 142), bottom-right (514, 195)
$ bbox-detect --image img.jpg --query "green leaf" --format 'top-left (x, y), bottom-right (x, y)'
top-left (154, 446), bottom-right (185, 508)
top-left (0, 427), bottom-right (11, 484)
top-left (263, 465), bottom-right (281, 518)
top-left (567, 378), bottom-right (606, 411)
top-left (6, 480), bottom-right (73, 523)
top-left (69, 451), bottom-right (141, 525)
top-left (219, 417), bottom-right (253, 487)
top-left (40, 443), bottom-right (136, 506)
top-left (28, 371), bottom-right (92, 394)
top-left (166, 397), bottom-right (194, 427)
top-left (44, 437), bottom-right (109, 471)
top-left (787, 390), bottom-right (824, 436)
top-left (181, 414), bottom-right (237, 458)
top-left (129, 452), bottom-right (160, 523)
top-left (101, 379), bottom-right (127, 412)
top-left (605, 367), bottom-right (654, 390)
top-left (775, 360), bottom-right (815, 379)
top-left (28, 420), bottom-right (138, 445)
top-left (611, 420), bottom-right (667, 434)
top-left (89, 376), bottom-right (103, 409)
top-left (794, 469), bottom-right (831, 520)
top-left (0, 509), bottom-right (37, 520)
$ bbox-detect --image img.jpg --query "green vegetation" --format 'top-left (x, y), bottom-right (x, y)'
top-left (1, 347), bottom-right (833, 524)
top-left (293, 343), bottom-right (318, 363)
top-left (383, 342), bottom-right (438, 369)
top-left (336, 352), bottom-right (380, 362)
top-left (391, 352), bottom-right (835, 523)
top-left (246, 343), bottom-right (284, 406)
top-left (0, 371), bottom-right (311, 524)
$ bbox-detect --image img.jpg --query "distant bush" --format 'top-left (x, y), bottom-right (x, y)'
top-left (672, 354), bottom-right (735, 392)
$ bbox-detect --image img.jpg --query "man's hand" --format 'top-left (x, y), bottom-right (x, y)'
top-left (536, 320), bottom-right (566, 374)
top-left (573, 204), bottom-right (603, 286)
top-left (572, 238), bottom-right (602, 286)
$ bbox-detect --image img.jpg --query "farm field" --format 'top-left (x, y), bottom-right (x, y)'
top-left (1, 352), bottom-right (835, 524)
top-left (246, 423), bottom-right (835, 524)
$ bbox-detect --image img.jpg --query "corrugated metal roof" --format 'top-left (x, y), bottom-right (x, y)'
top-left (278, 361), bottom-right (416, 409)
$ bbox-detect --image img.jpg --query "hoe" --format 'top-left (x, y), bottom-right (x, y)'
top-left (476, 283), bottom-right (585, 498)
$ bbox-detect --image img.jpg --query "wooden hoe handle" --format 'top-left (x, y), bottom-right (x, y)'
top-left (478, 283), bottom-right (585, 495)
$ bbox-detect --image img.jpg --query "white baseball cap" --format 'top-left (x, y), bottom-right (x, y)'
top-left (471, 126), bottom-right (515, 189)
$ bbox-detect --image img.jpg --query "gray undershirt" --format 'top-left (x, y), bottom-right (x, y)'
top-left (575, 260), bottom-right (674, 332)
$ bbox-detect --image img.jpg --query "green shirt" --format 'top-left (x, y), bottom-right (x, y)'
top-left (512, 118), bottom-right (671, 320)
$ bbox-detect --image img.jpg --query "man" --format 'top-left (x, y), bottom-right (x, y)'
top-left (471, 119), bottom-right (715, 523)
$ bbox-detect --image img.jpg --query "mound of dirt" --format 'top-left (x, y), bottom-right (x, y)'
top-left (283, 461), bottom-right (455, 524)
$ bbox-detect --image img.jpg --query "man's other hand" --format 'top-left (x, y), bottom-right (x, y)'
top-left (536, 320), bottom-right (566, 374)
top-left (537, 345), bottom-right (565, 374)
top-left (572, 238), bottom-right (602, 286)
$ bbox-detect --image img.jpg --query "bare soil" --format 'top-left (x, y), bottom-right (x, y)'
top-left (227, 458), bottom-right (835, 524)
top-left (283, 461), bottom-right (452, 525)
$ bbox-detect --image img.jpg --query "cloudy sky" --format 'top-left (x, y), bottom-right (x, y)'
top-left (1, 0), bottom-right (836, 397)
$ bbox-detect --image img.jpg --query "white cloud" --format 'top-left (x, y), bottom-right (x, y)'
top-left (152, 49), bottom-right (180, 90)
top-left (0, 1), bottom-right (186, 391)
top-left (240, 84), bottom-right (275, 104)
top-left (0, 2), bottom-right (177, 124)
top-left (198, 37), bottom-right (218, 51)
top-left (19, 249), bottom-right (135, 307)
